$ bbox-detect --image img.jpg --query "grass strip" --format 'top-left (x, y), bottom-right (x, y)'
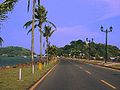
top-left (0, 61), bottom-right (57, 90)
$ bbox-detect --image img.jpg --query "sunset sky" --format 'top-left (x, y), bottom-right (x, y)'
top-left (1, 0), bottom-right (120, 53)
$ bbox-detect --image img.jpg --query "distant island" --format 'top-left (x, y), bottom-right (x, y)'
top-left (0, 46), bottom-right (38, 66)
top-left (0, 46), bottom-right (36, 57)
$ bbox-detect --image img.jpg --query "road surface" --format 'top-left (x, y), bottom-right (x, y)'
top-left (35, 58), bottom-right (120, 90)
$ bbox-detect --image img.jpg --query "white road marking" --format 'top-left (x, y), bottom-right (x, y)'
top-left (85, 70), bottom-right (91, 75)
top-left (68, 60), bottom-right (83, 70)
top-left (100, 80), bottom-right (117, 90)
top-left (79, 67), bottom-right (82, 69)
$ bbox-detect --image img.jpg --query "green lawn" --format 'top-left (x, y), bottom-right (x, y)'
top-left (0, 62), bottom-right (56, 90)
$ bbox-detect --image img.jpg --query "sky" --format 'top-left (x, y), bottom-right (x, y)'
top-left (0, 0), bottom-right (120, 54)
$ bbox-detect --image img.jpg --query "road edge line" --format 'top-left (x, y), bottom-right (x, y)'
top-left (78, 60), bottom-right (120, 72)
top-left (29, 62), bottom-right (59, 90)
top-left (88, 63), bottom-right (120, 72)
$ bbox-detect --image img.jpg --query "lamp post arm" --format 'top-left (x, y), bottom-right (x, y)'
top-left (101, 30), bottom-right (106, 32)
top-left (108, 30), bottom-right (112, 32)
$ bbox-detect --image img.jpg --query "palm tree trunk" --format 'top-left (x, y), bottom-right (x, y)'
top-left (39, 24), bottom-right (42, 62)
top-left (31, 0), bottom-right (35, 74)
top-left (38, 0), bottom-right (42, 63)
top-left (38, 0), bottom-right (40, 5)
top-left (46, 37), bottom-right (49, 64)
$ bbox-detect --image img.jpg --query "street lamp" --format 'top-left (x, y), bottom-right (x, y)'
top-left (86, 38), bottom-right (94, 60)
top-left (100, 26), bottom-right (113, 63)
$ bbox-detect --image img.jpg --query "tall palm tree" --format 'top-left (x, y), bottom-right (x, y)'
top-left (36, 5), bottom-right (47, 62)
top-left (27, 0), bottom-right (36, 74)
top-left (43, 25), bottom-right (56, 64)
top-left (35, 5), bottom-right (56, 62)
top-left (24, 5), bottom-right (56, 62)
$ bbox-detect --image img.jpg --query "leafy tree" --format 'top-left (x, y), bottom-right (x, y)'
top-left (47, 45), bottom-right (57, 59)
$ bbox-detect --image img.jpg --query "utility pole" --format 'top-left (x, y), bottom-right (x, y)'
top-left (100, 26), bottom-right (112, 63)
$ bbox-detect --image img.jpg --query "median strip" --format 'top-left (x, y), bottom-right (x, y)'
top-left (100, 80), bottom-right (117, 90)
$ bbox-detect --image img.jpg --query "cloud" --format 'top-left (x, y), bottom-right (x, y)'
top-left (98, 0), bottom-right (120, 20)
top-left (57, 25), bottom-right (100, 38)
top-left (50, 25), bottom-right (101, 47)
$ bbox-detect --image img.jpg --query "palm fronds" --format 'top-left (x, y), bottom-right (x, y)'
top-left (0, 0), bottom-right (18, 21)
top-left (0, 37), bottom-right (4, 46)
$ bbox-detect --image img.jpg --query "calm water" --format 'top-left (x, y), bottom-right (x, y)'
top-left (0, 56), bottom-right (39, 67)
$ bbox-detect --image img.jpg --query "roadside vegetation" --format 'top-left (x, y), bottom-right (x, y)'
top-left (0, 60), bottom-right (57, 90)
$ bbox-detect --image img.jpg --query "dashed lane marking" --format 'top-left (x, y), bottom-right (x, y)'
top-left (85, 70), bottom-right (92, 75)
top-left (100, 80), bottom-right (117, 90)
top-left (79, 67), bottom-right (82, 69)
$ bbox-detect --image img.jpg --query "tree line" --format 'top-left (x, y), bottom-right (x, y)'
top-left (57, 39), bottom-right (120, 60)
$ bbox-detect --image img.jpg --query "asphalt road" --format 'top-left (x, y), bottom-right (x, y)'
top-left (35, 58), bottom-right (120, 90)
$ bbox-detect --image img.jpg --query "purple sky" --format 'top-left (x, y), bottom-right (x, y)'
top-left (1, 0), bottom-right (120, 54)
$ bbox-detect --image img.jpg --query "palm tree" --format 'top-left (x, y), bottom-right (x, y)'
top-left (27, 0), bottom-right (36, 74)
top-left (36, 5), bottom-right (47, 62)
top-left (0, 37), bottom-right (4, 47)
top-left (35, 5), bottom-right (56, 62)
top-left (24, 5), bottom-right (56, 62)
top-left (43, 25), bottom-right (56, 64)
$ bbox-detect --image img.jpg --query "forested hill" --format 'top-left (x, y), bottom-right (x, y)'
top-left (57, 40), bottom-right (120, 59)
top-left (0, 46), bottom-right (33, 56)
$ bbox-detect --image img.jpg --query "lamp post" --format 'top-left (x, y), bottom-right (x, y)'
top-left (100, 26), bottom-right (112, 63)
top-left (86, 38), bottom-right (94, 60)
